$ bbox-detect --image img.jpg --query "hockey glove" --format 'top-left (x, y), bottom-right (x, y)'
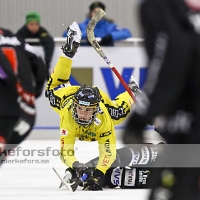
top-left (72, 161), bottom-right (91, 178)
top-left (83, 169), bottom-right (104, 191)
top-left (83, 176), bottom-right (103, 191)
top-left (100, 34), bottom-right (113, 46)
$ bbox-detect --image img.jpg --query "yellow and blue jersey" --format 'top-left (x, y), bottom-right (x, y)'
top-left (45, 55), bottom-right (134, 174)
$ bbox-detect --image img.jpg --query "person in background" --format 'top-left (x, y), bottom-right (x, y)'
top-left (62, 1), bottom-right (132, 46)
top-left (16, 11), bottom-right (54, 80)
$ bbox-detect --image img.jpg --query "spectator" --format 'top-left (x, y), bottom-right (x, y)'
top-left (16, 11), bottom-right (54, 79)
top-left (62, 1), bottom-right (132, 46)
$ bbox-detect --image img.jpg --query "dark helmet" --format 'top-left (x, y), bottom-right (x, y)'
top-left (72, 85), bottom-right (101, 126)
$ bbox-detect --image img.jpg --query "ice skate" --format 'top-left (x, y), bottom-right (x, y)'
top-left (59, 168), bottom-right (78, 188)
top-left (62, 21), bottom-right (82, 58)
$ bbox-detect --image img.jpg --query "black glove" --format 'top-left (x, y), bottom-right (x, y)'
top-left (122, 112), bottom-right (146, 145)
top-left (72, 161), bottom-right (90, 178)
top-left (100, 34), bottom-right (113, 46)
top-left (83, 177), bottom-right (103, 191)
top-left (83, 169), bottom-right (104, 191)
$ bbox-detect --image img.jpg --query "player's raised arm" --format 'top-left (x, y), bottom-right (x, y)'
top-left (45, 22), bottom-right (82, 114)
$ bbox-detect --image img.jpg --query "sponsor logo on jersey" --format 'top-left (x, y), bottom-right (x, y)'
top-left (111, 167), bottom-right (122, 186)
top-left (60, 129), bottom-right (68, 136)
top-left (130, 150), bottom-right (140, 165)
top-left (17, 98), bottom-right (35, 115)
top-left (124, 168), bottom-right (136, 186)
top-left (78, 128), bottom-right (97, 141)
top-left (104, 139), bottom-right (111, 155)
top-left (98, 107), bottom-right (104, 114)
top-left (101, 139), bottom-right (112, 166)
top-left (94, 118), bottom-right (101, 125)
top-left (60, 138), bottom-right (65, 149)
top-left (107, 105), bottom-right (127, 120)
top-left (16, 82), bottom-right (35, 105)
top-left (100, 131), bottom-right (111, 138)
top-left (150, 147), bottom-right (158, 162)
top-left (139, 170), bottom-right (150, 185)
top-left (85, 131), bottom-right (96, 137)
top-left (62, 99), bottom-right (71, 109)
top-left (14, 119), bottom-right (31, 136)
top-left (138, 146), bottom-right (150, 164)
top-left (101, 155), bottom-right (111, 167)
top-left (54, 83), bottom-right (70, 91)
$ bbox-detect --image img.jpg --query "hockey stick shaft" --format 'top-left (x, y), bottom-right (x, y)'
top-left (86, 9), bottom-right (137, 103)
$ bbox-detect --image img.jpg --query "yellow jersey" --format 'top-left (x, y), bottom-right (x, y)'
top-left (45, 55), bottom-right (134, 174)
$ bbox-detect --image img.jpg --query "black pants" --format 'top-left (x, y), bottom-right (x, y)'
top-left (0, 116), bottom-right (19, 141)
top-left (0, 116), bottom-right (19, 164)
top-left (0, 113), bottom-right (35, 166)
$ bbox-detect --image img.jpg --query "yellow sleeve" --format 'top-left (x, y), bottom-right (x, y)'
top-left (60, 130), bottom-right (78, 168)
top-left (99, 89), bottom-right (134, 125)
top-left (46, 56), bottom-right (72, 90)
top-left (95, 124), bottom-right (116, 174)
top-left (45, 56), bottom-right (73, 114)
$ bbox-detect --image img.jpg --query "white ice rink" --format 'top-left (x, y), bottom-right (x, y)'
top-left (0, 139), bottom-right (152, 200)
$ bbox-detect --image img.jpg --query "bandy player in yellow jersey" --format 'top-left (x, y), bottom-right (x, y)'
top-left (45, 22), bottom-right (141, 191)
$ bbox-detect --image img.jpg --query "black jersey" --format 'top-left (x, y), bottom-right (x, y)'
top-left (16, 25), bottom-right (54, 66)
top-left (124, 0), bottom-right (200, 144)
top-left (0, 28), bottom-right (45, 117)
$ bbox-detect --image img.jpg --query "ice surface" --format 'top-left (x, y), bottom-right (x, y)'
top-left (0, 140), bottom-right (151, 200)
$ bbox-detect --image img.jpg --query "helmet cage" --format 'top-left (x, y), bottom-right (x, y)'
top-left (72, 102), bottom-right (99, 126)
top-left (72, 85), bottom-right (101, 126)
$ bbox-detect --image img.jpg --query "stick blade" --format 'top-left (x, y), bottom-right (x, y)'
top-left (70, 173), bottom-right (88, 192)
top-left (53, 167), bottom-right (74, 192)
top-left (70, 179), bottom-right (82, 192)
top-left (87, 9), bottom-right (106, 57)
top-left (87, 9), bottom-right (106, 43)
